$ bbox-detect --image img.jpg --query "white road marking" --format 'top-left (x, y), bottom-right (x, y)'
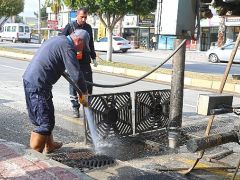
top-left (0, 64), bottom-right (24, 71)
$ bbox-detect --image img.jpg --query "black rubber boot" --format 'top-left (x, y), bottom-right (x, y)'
top-left (73, 108), bottom-right (80, 118)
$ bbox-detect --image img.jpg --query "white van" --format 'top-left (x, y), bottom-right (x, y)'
top-left (0, 23), bottom-right (31, 43)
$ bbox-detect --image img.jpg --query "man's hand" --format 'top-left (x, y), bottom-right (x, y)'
top-left (92, 59), bottom-right (98, 67)
top-left (79, 94), bottom-right (89, 107)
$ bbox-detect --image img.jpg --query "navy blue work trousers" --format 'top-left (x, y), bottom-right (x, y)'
top-left (69, 64), bottom-right (93, 109)
top-left (23, 80), bottom-right (54, 135)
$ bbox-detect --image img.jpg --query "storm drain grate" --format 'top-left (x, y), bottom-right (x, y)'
top-left (138, 129), bottom-right (189, 147)
top-left (182, 119), bottom-right (235, 136)
top-left (135, 89), bottom-right (171, 134)
top-left (49, 149), bottom-right (115, 171)
top-left (85, 92), bottom-right (133, 143)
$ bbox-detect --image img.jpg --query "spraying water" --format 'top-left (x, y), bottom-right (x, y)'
top-left (61, 72), bottom-right (113, 153)
top-left (84, 107), bottom-right (99, 146)
top-left (84, 107), bottom-right (113, 153)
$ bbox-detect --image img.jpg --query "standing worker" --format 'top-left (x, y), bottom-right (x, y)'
top-left (62, 8), bottom-right (97, 118)
top-left (23, 29), bottom-right (90, 153)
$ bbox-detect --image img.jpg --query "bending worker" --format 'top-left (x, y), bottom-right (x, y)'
top-left (62, 7), bottom-right (97, 118)
top-left (22, 29), bottom-right (89, 153)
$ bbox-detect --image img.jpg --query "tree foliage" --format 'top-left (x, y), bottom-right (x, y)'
top-left (200, 0), bottom-right (240, 18)
top-left (213, 0), bottom-right (240, 16)
top-left (45, 0), bottom-right (64, 14)
top-left (0, 0), bottom-right (24, 17)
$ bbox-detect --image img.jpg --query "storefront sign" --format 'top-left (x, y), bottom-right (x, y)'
top-left (47, 20), bottom-right (58, 29)
top-left (138, 14), bottom-right (155, 27)
top-left (226, 17), bottom-right (240, 26)
top-left (70, 11), bottom-right (77, 22)
top-left (123, 15), bottom-right (138, 27)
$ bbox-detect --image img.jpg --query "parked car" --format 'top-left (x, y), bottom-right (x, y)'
top-left (206, 42), bottom-right (240, 63)
top-left (94, 36), bottom-right (131, 53)
top-left (30, 34), bottom-right (40, 44)
top-left (0, 23), bottom-right (31, 43)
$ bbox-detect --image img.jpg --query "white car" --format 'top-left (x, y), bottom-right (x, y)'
top-left (94, 36), bottom-right (131, 53)
top-left (206, 42), bottom-right (240, 63)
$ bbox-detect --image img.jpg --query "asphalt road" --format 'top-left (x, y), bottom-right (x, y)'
top-left (0, 56), bottom-right (239, 147)
top-left (0, 41), bottom-right (240, 75)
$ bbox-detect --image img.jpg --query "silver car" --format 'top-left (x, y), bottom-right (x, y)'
top-left (206, 42), bottom-right (240, 63)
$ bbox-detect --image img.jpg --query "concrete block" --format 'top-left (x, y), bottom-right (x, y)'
top-left (147, 72), bottom-right (158, 80)
top-left (191, 79), bottom-right (212, 89)
top-left (184, 77), bottom-right (192, 86)
top-left (235, 84), bottom-right (240, 93)
top-left (113, 67), bottom-right (125, 74)
top-left (126, 69), bottom-right (146, 77)
top-left (212, 81), bottom-right (221, 90)
top-left (156, 74), bottom-right (171, 83)
top-left (197, 94), bottom-right (233, 116)
top-left (101, 66), bottom-right (114, 73)
top-left (223, 83), bottom-right (235, 92)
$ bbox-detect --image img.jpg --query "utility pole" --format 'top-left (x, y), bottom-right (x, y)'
top-left (154, 0), bottom-right (162, 35)
top-left (158, 0), bottom-right (196, 148)
top-left (168, 38), bottom-right (186, 148)
top-left (38, 0), bottom-right (41, 44)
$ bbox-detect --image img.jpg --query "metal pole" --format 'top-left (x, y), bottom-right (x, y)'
top-left (38, 0), bottom-right (41, 44)
top-left (168, 38), bottom-right (186, 148)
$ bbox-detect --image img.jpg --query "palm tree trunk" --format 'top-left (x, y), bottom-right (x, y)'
top-left (217, 16), bottom-right (225, 47)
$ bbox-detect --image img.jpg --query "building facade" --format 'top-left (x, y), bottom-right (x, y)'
top-left (46, 6), bottom-right (240, 51)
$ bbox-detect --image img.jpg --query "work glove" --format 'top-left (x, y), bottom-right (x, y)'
top-left (92, 59), bottom-right (98, 67)
top-left (79, 94), bottom-right (89, 107)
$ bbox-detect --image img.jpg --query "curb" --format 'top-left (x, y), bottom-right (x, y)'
top-left (0, 139), bottom-right (93, 179)
top-left (0, 50), bottom-right (239, 94)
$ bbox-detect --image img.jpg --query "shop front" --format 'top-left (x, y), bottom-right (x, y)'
top-left (199, 16), bottom-right (240, 51)
top-left (122, 14), bottom-right (155, 49)
top-left (225, 17), bottom-right (240, 44)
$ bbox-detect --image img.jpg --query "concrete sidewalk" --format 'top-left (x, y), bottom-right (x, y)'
top-left (2, 137), bottom-right (239, 180)
top-left (0, 139), bottom-right (92, 179)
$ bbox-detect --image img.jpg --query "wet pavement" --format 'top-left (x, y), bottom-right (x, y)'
top-left (1, 102), bottom-right (240, 179)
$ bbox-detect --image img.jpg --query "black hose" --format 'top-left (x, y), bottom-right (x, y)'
top-left (62, 72), bottom-right (83, 96)
top-left (86, 39), bottom-right (187, 88)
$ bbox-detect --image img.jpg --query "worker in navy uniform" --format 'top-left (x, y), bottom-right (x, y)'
top-left (23, 29), bottom-right (90, 153)
top-left (62, 7), bottom-right (97, 118)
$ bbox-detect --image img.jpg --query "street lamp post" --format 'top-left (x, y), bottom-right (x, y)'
top-left (38, 0), bottom-right (41, 44)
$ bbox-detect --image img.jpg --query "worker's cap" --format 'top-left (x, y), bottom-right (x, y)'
top-left (73, 29), bottom-right (90, 51)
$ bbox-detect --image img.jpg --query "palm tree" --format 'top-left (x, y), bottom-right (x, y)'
top-left (217, 16), bottom-right (225, 47)
top-left (44, 0), bottom-right (65, 20)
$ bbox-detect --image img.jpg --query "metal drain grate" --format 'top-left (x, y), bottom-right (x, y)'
top-left (85, 92), bottom-right (133, 143)
top-left (182, 119), bottom-right (235, 136)
top-left (138, 129), bottom-right (189, 148)
top-left (50, 149), bottom-right (115, 171)
top-left (135, 90), bottom-right (171, 134)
